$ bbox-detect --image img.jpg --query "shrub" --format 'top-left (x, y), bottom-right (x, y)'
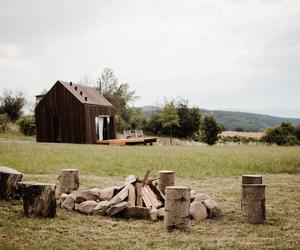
top-left (0, 90), bottom-right (26, 121)
top-left (0, 113), bottom-right (10, 133)
top-left (17, 116), bottom-right (35, 135)
top-left (261, 122), bottom-right (299, 146)
top-left (201, 115), bottom-right (221, 145)
top-left (295, 124), bottom-right (300, 141)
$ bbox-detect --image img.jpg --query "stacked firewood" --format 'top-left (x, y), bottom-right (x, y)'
top-left (60, 172), bottom-right (222, 221)
top-left (60, 173), bottom-right (165, 220)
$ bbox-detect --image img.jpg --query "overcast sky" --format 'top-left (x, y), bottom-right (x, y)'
top-left (0, 0), bottom-right (299, 117)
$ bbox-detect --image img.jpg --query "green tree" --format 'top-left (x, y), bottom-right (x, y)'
top-left (0, 113), bottom-right (9, 133)
top-left (0, 90), bottom-right (26, 121)
top-left (261, 122), bottom-right (298, 146)
top-left (97, 68), bottom-right (138, 131)
top-left (201, 115), bottom-right (221, 145)
top-left (157, 101), bottom-right (180, 144)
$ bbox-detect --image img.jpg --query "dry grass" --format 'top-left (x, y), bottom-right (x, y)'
top-left (220, 131), bottom-right (265, 139)
top-left (1, 173), bottom-right (299, 249)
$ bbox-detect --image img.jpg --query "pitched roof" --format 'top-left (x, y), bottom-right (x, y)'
top-left (58, 80), bottom-right (114, 107)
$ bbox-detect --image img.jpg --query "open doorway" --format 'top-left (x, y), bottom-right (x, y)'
top-left (95, 116), bottom-right (110, 141)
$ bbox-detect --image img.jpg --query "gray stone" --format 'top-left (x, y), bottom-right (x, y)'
top-left (78, 200), bottom-right (98, 215)
top-left (92, 200), bottom-right (112, 215)
top-left (99, 187), bottom-right (119, 201)
top-left (194, 193), bottom-right (212, 202)
top-left (70, 190), bottom-right (99, 203)
top-left (106, 201), bottom-right (129, 216)
top-left (201, 198), bottom-right (222, 218)
top-left (190, 201), bottom-right (208, 221)
top-left (62, 195), bottom-right (75, 211)
top-left (157, 207), bottom-right (165, 219)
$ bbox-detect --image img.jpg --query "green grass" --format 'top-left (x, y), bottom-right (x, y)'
top-left (0, 141), bottom-right (300, 178)
top-left (0, 139), bottom-right (300, 249)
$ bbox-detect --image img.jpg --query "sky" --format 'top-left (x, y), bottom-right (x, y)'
top-left (0, 0), bottom-right (299, 117)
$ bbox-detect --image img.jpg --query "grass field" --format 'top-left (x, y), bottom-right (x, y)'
top-left (0, 138), bottom-right (300, 249)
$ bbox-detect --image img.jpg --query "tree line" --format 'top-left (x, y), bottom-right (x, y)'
top-left (1, 67), bottom-right (300, 146)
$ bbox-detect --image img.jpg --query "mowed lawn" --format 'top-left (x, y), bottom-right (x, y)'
top-left (0, 140), bottom-right (300, 249)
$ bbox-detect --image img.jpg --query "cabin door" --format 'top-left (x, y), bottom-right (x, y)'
top-left (95, 116), bottom-right (104, 141)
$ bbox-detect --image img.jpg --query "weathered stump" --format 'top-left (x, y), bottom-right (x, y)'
top-left (164, 186), bottom-right (191, 232)
top-left (242, 184), bottom-right (265, 224)
top-left (158, 170), bottom-right (175, 195)
top-left (0, 166), bottom-right (23, 200)
top-left (19, 182), bottom-right (57, 218)
top-left (58, 169), bottom-right (79, 194)
top-left (242, 175), bottom-right (263, 185)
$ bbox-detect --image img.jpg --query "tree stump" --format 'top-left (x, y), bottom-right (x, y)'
top-left (58, 169), bottom-right (79, 194)
top-left (0, 166), bottom-right (23, 200)
top-left (242, 175), bottom-right (263, 185)
top-left (164, 186), bottom-right (191, 232)
top-left (158, 170), bottom-right (175, 195)
top-left (19, 182), bottom-right (57, 218)
top-left (242, 184), bottom-right (266, 224)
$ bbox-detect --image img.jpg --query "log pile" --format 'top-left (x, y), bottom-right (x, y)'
top-left (60, 171), bottom-right (222, 223)
top-left (60, 173), bottom-right (165, 220)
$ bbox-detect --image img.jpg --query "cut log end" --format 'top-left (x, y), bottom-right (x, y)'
top-left (19, 182), bottom-right (57, 218)
top-left (58, 169), bottom-right (79, 195)
top-left (242, 175), bottom-right (263, 185)
top-left (0, 166), bottom-right (23, 200)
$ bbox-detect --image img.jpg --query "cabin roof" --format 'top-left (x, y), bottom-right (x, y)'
top-left (58, 80), bottom-right (114, 107)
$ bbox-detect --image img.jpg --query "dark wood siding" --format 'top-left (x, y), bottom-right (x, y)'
top-left (84, 104), bottom-right (116, 144)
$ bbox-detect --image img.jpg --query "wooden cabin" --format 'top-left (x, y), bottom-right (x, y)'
top-left (35, 80), bottom-right (116, 144)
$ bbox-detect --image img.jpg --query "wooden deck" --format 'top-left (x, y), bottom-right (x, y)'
top-left (97, 137), bottom-right (157, 146)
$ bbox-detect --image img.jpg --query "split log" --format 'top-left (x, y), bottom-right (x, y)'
top-left (58, 169), bottom-right (79, 194)
top-left (135, 182), bottom-right (143, 206)
top-left (124, 206), bottom-right (150, 220)
top-left (78, 200), bottom-right (98, 215)
top-left (18, 182), bottom-right (56, 218)
top-left (0, 166), bottom-right (23, 200)
top-left (142, 185), bottom-right (162, 209)
top-left (164, 186), bottom-right (191, 232)
top-left (242, 175), bottom-right (263, 185)
top-left (149, 208), bottom-right (158, 221)
top-left (106, 201), bottom-right (129, 216)
top-left (69, 190), bottom-right (100, 203)
top-left (158, 170), bottom-right (175, 195)
top-left (109, 185), bottom-right (129, 204)
top-left (190, 201), bottom-right (207, 221)
top-left (242, 184), bottom-right (266, 224)
top-left (127, 184), bottom-right (136, 206)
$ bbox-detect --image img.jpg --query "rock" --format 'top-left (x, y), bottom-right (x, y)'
top-left (201, 198), bottom-right (222, 218)
top-left (157, 207), bottom-right (165, 219)
top-left (190, 201), bottom-right (208, 221)
top-left (59, 193), bottom-right (69, 208)
top-left (194, 193), bottom-right (212, 202)
top-left (106, 201), bottom-right (129, 216)
top-left (78, 200), bottom-right (98, 215)
top-left (92, 200), bottom-right (112, 215)
top-left (99, 187), bottom-right (119, 201)
top-left (70, 190), bottom-right (99, 203)
top-left (89, 188), bottom-right (101, 197)
top-left (62, 195), bottom-right (75, 211)
top-left (149, 208), bottom-right (158, 221)
top-left (190, 190), bottom-right (197, 202)
top-left (123, 206), bottom-right (150, 220)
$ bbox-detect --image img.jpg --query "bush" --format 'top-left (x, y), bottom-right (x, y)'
top-left (295, 124), bottom-right (300, 141)
top-left (0, 90), bottom-right (26, 121)
top-left (17, 116), bottom-right (35, 135)
top-left (0, 113), bottom-right (10, 133)
top-left (261, 122), bottom-right (299, 146)
top-left (201, 115), bottom-right (221, 145)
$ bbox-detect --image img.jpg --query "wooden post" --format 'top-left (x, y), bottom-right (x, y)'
top-left (0, 166), bottom-right (23, 200)
top-left (158, 170), bottom-right (175, 195)
top-left (242, 184), bottom-right (265, 224)
top-left (164, 186), bottom-right (191, 232)
top-left (19, 182), bottom-right (57, 218)
top-left (58, 169), bottom-right (79, 194)
top-left (242, 175), bottom-right (263, 185)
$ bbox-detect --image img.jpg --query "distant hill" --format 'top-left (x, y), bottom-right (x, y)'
top-left (141, 106), bottom-right (300, 132)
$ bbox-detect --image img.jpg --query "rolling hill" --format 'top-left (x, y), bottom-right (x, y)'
top-left (141, 106), bottom-right (300, 132)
